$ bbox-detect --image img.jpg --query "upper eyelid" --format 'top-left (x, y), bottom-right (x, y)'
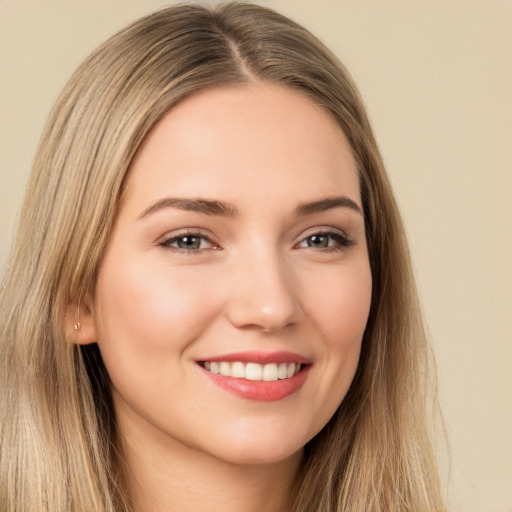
top-left (293, 226), bottom-right (354, 250)
top-left (156, 225), bottom-right (353, 247)
top-left (296, 226), bottom-right (349, 240)
top-left (158, 232), bottom-right (219, 253)
top-left (157, 228), bottom-right (215, 243)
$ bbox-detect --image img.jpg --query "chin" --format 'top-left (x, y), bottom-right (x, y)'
top-left (193, 427), bottom-right (308, 467)
top-left (210, 443), bottom-right (304, 467)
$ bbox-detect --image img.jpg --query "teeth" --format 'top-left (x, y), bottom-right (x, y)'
top-left (201, 361), bottom-right (302, 381)
top-left (245, 363), bottom-right (263, 381)
top-left (231, 361), bottom-right (245, 378)
top-left (262, 363), bottom-right (278, 381)
top-left (219, 362), bottom-right (231, 376)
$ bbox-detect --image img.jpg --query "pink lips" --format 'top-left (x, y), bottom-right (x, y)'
top-left (197, 351), bottom-right (311, 402)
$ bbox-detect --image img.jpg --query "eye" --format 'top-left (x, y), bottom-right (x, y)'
top-left (296, 231), bottom-right (352, 251)
top-left (159, 232), bottom-right (217, 252)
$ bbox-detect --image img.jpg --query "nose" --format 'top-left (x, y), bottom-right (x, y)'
top-left (225, 249), bottom-right (299, 333)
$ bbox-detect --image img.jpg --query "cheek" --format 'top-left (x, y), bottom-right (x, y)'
top-left (93, 256), bottom-right (223, 355)
top-left (308, 261), bottom-right (372, 351)
top-left (296, 259), bottom-right (371, 439)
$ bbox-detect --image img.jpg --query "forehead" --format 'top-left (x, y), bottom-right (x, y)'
top-left (122, 82), bottom-right (360, 215)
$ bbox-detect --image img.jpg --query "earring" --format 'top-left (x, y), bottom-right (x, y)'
top-left (73, 304), bottom-right (81, 331)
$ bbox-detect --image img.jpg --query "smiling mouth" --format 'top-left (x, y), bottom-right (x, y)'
top-left (198, 361), bottom-right (304, 381)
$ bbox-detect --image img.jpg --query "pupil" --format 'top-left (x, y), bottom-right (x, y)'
top-left (309, 235), bottom-right (328, 248)
top-left (178, 236), bottom-right (200, 249)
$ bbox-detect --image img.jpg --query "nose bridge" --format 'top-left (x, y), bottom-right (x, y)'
top-left (226, 240), bottom-right (298, 331)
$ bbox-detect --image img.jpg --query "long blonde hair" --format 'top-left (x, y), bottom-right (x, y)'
top-left (0, 3), bottom-right (445, 511)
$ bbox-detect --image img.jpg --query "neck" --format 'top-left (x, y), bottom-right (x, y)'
top-left (118, 413), bottom-right (302, 512)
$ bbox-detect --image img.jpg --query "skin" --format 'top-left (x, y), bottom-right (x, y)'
top-left (79, 82), bottom-right (372, 512)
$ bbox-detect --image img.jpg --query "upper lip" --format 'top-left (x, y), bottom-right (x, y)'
top-left (197, 351), bottom-right (311, 365)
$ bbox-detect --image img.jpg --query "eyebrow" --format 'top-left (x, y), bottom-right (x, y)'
top-left (295, 196), bottom-right (363, 216)
top-left (138, 197), bottom-right (239, 219)
top-left (138, 194), bottom-right (362, 220)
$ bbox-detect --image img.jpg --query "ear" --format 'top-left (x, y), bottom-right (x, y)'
top-left (65, 300), bottom-right (98, 345)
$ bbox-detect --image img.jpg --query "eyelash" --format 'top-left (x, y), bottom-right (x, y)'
top-left (295, 230), bottom-right (354, 252)
top-left (159, 231), bottom-right (218, 253)
top-left (158, 229), bottom-right (353, 254)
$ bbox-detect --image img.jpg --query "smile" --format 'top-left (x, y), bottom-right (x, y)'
top-left (197, 351), bottom-right (311, 401)
top-left (199, 361), bottom-right (302, 381)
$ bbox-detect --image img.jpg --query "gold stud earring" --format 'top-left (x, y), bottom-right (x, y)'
top-left (73, 304), bottom-right (81, 331)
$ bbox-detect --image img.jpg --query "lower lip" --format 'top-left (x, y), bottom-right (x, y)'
top-left (199, 365), bottom-right (310, 402)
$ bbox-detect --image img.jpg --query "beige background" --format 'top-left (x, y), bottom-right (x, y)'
top-left (0, 1), bottom-right (510, 510)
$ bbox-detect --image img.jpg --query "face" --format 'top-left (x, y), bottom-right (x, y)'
top-left (85, 83), bottom-right (372, 467)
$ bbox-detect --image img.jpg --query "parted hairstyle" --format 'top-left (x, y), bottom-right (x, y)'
top-left (0, 3), bottom-right (445, 511)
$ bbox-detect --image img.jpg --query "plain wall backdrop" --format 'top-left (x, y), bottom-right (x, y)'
top-left (0, 1), bottom-right (510, 510)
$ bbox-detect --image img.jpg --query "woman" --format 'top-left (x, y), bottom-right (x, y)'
top-left (0, 3), bottom-right (445, 511)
